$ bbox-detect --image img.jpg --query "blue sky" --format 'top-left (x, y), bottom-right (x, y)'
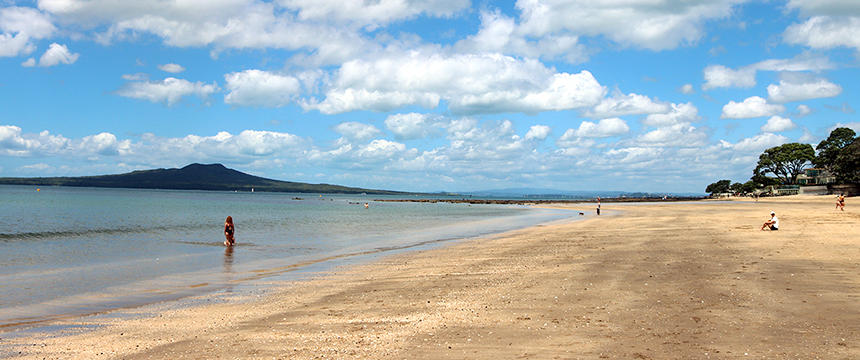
top-left (1, 0), bottom-right (858, 193)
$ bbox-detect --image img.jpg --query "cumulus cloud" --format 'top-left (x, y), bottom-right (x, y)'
top-left (79, 132), bottom-right (130, 156)
top-left (384, 113), bottom-right (442, 140)
top-left (585, 92), bottom-right (669, 119)
top-left (766, 74), bottom-right (842, 103)
top-left (525, 125), bottom-right (551, 141)
top-left (514, 0), bottom-right (742, 51)
top-left (117, 77), bottom-right (219, 105)
top-left (0, 6), bottom-right (55, 57)
top-left (224, 69), bottom-right (301, 107)
top-left (302, 52), bottom-right (605, 115)
top-left (702, 65), bottom-right (756, 90)
top-left (724, 133), bottom-right (789, 152)
top-left (0, 125), bottom-right (70, 156)
top-left (795, 104), bottom-right (812, 117)
top-left (281, 0), bottom-right (470, 28)
top-left (455, 10), bottom-right (588, 63)
top-left (784, 16), bottom-right (860, 51)
top-left (158, 63), bottom-right (185, 73)
top-left (637, 123), bottom-right (708, 147)
top-left (333, 122), bottom-right (381, 142)
top-left (702, 55), bottom-right (834, 90)
top-left (572, 118), bottom-right (629, 138)
top-left (36, 0), bottom-right (376, 65)
top-left (643, 103), bottom-right (699, 127)
top-left (37, 43), bottom-right (79, 66)
top-left (760, 116), bottom-right (796, 133)
top-left (721, 96), bottom-right (785, 119)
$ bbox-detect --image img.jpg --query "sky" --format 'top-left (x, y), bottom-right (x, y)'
top-left (1, 0), bottom-right (858, 194)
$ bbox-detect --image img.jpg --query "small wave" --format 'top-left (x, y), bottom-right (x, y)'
top-left (0, 223), bottom-right (211, 242)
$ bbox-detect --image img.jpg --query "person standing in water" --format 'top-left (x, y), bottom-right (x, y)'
top-left (224, 216), bottom-right (235, 246)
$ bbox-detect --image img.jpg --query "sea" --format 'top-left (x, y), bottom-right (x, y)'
top-left (0, 185), bottom-right (576, 329)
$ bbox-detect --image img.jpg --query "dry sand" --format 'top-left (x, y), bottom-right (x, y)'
top-left (2, 195), bottom-right (858, 359)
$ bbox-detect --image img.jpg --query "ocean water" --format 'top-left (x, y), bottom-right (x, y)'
top-left (0, 185), bottom-right (573, 328)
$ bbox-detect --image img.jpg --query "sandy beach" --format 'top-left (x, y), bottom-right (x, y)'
top-left (2, 195), bottom-right (857, 359)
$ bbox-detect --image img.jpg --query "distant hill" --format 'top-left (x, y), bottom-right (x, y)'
top-left (0, 163), bottom-right (407, 195)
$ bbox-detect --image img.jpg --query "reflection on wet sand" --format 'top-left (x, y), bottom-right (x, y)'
top-left (223, 246), bottom-right (234, 292)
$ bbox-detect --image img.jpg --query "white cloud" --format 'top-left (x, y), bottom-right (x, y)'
top-left (514, 0), bottom-right (742, 51)
top-left (585, 92), bottom-right (669, 119)
top-left (703, 65), bottom-right (756, 90)
top-left (37, 0), bottom-right (375, 66)
top-left (333, 122), bottom-right (381, 142)
top-left (303, 52), bottom-right (605, 115)
top-left (726, 133), bottom-right (789, 153)
top-left (158, 63), bottom-right (185, 73)
top-left (355, 139), bottom-right (407, 159)
top-left (21, 57), bottom-right (35, 67)
top-left (117, 77), bottom-right (219, 106)
top-left (784, 16), bottom-right (860, 51)
top-left (37, 43), bottom-right (79, 67)
top-left (766, 74), bottom-right (842, 103)
top-left (145, 130), bottom-right (305, 161)
top-left (0, 125), bottom-right (71, 156)
top-left (798, 127), bottom-right (817, 143)
top-left (637, 123), bottom-right (707, 147)
top-left (455, 10), bottom-right (587, 63)
top-left (721, 96), bottom-right (785, 119)
top-left (680, 84), bottom-right (695, 94)
top-left (79, 132), bottom-right (130, 156)
top-left (525, 125), bottom-right (551, 141)
top-left (224, 69), bottom-right (301, 107)
top-left (795, 104), bottom-right (812, 117)
top-left (643, 102), bottom-right (699, 127)
top-left (281, 0), bottom-right (470, 28)
top-left (760, 116), bottom-right (796, 133)
top-left (573, 118), bottom-right (629, 138)
top-left (702, 55), bottom-right (834, 90)
top-left (0, 6), bottom-right (55, 57)
top-left (384, 113), bottom-right (442, 140)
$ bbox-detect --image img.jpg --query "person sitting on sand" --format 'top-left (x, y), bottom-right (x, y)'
top-left (224, 216), bottom-right (235, 246)
top-left (761, 211), bottom-right (779, 231)
top-left (836, 193), bottom-right (845, 211)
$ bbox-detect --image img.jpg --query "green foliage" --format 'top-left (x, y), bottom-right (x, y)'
top-left (815, 127), bottom-right (856, 171)
top-left (741, 180), bottom-right (758, 193)
top-left (729, 182), bottom-right (744, 193)
top-left (754, 143), bottom-right (815, 185)
top-left (705, 179), bottom-right (731, 194)
top-left (834, 137), bottom-right (860, 184)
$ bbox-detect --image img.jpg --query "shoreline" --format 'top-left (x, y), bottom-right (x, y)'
top-left (3, 195), bottom-right (857, 359)
top-left (0, 205), bottom-right (580, 334)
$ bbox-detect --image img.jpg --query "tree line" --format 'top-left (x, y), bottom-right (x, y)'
top-left (706, 127), bottom-right (859, 195)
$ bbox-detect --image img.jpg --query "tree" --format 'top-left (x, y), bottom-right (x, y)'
top-left (705, 179), bottom-right (731, 194)
top-left (815, 127), bottom-right (856, 171)
top-left (741, 180), bottom-right (758, 194)
top-left (729, 182), bottom-right (744, 194)
top-left (754, 143), bottom-right (815, 185)
top-left (834, 137), bottom-right (860, 183)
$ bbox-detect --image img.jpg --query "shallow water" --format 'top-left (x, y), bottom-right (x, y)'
top-left (0, 185), bottom-right (573, 328)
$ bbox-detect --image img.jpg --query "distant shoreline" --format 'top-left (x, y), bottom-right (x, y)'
top-left (373, 197), bottom-right (704, 205)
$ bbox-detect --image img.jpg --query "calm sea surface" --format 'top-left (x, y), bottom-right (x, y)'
top-left (0, 185), bottom-right (573, 328)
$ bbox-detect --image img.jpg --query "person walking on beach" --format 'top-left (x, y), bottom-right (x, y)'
top-left (836, 193), bottom-right (845, 211)
top-left (761, 211), bottom-right (779, 231)
top-left (224, 216), bottom-right (235, 246)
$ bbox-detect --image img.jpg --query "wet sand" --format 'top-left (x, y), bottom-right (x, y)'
top-left (3, 195), bottom-right (858, 359)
